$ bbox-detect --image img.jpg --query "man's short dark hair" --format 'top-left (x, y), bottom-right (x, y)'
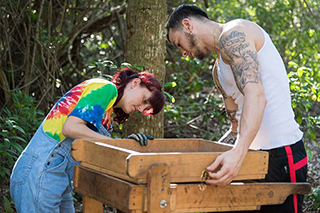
top-left (165, 4), bottom-right (209, 33)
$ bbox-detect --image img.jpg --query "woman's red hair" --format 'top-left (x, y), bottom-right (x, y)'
top-left (111, 68), bottom-right (164, 124)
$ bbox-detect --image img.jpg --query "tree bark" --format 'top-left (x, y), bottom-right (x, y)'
top-left (123, 0), bottom-right (167, 138)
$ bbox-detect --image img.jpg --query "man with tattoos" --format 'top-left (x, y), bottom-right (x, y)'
top-left (166, 5), bottom-right (307, 213)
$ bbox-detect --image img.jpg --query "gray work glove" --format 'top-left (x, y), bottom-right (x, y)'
top-left (125, 133), bottom-right (154, 146)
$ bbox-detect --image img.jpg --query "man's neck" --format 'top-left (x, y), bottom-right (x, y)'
top-left (197, 21), bottom-right (224, 55)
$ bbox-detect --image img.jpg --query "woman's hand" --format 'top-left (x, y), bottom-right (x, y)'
top-left (125, 133), bottom-right (154, 146)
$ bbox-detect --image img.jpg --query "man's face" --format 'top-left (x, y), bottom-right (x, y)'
top-left (168, 28), bottom-right (208, 60)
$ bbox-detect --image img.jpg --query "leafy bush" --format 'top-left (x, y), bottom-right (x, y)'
top-left (288, 62), bottom-right (320, 144)
top-left (0, 91), bottom-right (44, 212)
top-left (164, 55), bottom-right (228, 140)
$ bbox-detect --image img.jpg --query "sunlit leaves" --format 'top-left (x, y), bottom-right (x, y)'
top-left (288, 64), bottom-right (320, 144)
top-left (164, 82), bottom-right (177, 88)
top-left (164, 91), bottom-right (175, 103)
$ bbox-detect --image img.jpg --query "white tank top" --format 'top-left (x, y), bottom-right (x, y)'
top-left (214, 24), bottom-right (303, 150)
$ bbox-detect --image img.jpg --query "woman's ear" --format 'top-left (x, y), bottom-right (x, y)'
top-left (130, 78), bottom-right (142, 89)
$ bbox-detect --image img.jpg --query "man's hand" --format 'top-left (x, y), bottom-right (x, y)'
top-left (205, 148), bottom-right (247, 185)
top-left (125, 133), bottom-right (154, 146)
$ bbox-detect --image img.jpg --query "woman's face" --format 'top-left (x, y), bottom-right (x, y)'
top-left (117, 78), bottom-right (153, 115)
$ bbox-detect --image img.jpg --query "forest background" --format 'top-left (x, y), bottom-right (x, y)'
top-left (0, 0), bottom-right (319, 212)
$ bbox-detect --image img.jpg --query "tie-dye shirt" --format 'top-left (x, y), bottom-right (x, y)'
top-left (43, 78), bottom-right (118, 142)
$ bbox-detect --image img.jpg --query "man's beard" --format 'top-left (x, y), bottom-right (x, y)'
top-left (186, 32), bottom-right (207, 60)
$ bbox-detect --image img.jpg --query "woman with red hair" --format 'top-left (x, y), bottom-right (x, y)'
top-left (10, 68), bottom-right (165, 213)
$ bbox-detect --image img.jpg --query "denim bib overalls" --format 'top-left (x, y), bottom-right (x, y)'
top-left (10, 122), bottom-right (111, 213)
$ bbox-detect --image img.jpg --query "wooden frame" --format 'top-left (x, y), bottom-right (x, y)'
top-left (72, 139), bottom-right (268, 183)
top-left (72, 139), bottom-right (311, 212)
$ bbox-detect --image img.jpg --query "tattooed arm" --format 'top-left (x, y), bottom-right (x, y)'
top-left (218, 96), bottom-right (238, 145)
top-left (206, 24), bottom-right (267, 185)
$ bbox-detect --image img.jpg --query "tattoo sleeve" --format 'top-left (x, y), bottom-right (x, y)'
top-left (226, 109), bottom-right (238, 123)
top-left (220, 30), bottom-right (261, 93)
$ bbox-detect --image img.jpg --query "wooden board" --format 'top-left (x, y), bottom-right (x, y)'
top-left (127, 152), bottom-right (268, 182)
top-left (72, 139), bottom-right (268, 183)
top-left (73, 138), bottom-right (201, 153)
top-left (83, 196), bottom-right (103, 213)
top-left (72, 140), bottom-right (135, 177)
top-left (74, 166), bottom-right (144, 212)
top-left (198, 139), bottom-right (233, 152)
top-left (171, 182), bottom-right (311, 211)
top-left (147, 164), bottom-right (171, 213)
top-left (74, 166), bottom-right (311, 213)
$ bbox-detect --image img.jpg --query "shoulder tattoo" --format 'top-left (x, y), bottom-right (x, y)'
top-left (220, 31), bottom-right (261, 93)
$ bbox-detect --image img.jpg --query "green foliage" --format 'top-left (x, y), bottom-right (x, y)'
top-left (87, 60), bottom-right (148, 80)
top-left (0, 91), bottom-right (44, 181)
top-left (87, 59), bottom-right (118, 80)
top-left (3, 195), bottom-right (14, 213)
top-left (164, 55), bottom-right (228, 139)
top-left (307, 187), bottom-right (320, 210)
top-left (0, 91), bottom-right (44, 212)
top-left (0, 0), bottom-right (127, 109)
top-left (288, 62), bottom-right (320, 144)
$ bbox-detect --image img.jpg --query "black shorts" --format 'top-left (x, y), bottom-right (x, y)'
top-left (257, 139), bottom-right (308, 213)
top-left (222, 140), bottom-right (308, 213)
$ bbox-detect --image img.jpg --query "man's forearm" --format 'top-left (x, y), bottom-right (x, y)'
top-left (234, 90), bottom-right (266, 155)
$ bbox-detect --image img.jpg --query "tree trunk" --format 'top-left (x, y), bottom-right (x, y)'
top-left (123, 0), bottom-right (167, 138)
